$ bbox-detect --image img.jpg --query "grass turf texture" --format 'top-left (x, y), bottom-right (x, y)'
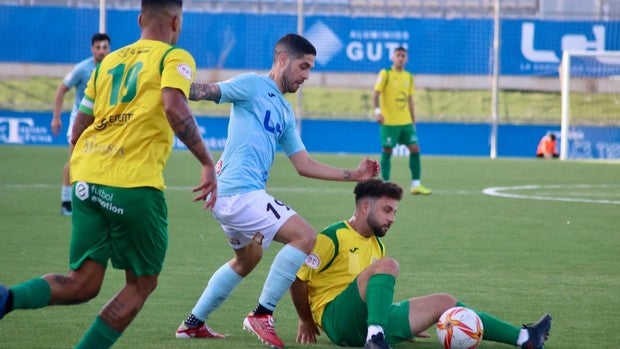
top-left (0, 146), bottom-right (619, 348)
top-left (1, 77), bottom-right (619, 124)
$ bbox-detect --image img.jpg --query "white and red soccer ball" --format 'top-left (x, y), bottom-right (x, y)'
top-left (436, 306), bottom-right (484, 349)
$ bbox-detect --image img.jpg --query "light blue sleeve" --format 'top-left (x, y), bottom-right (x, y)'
top-left (62, 63), bottom-right (84, 89)
top-left (279, 117), bottom-right (305, 157)
top-left (217, 73), bottom-right (257, 106)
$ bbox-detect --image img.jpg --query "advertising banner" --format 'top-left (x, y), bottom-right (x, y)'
top-left (1, 6), bottom-right (618, 76)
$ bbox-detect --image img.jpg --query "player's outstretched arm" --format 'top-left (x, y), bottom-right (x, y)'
top-left (289, 150), bottom-right (380, 181)
top-left (290, 277), bottom-right (320, 344)
top-left (162, 87), bottom-right (217, 209)
top-left (189, 82), bottom-right (221, 102)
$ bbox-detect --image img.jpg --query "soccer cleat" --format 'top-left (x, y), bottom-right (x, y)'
top-left (242, 313), bottom-right (284, 349)
top-left (410, 185), bottom-right (432, 195)
top-left (364, 332), bottom-right (392, 349)
top-left (0, 284), bottom-right (9, 320)
top-left (60, 201), bottom-right (72, 216)
top-left (175, 321), bottom-right (225, 339)
top-left (521, 314), bottom-right (552, 349)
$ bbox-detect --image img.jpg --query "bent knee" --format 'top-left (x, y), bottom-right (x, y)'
top-left (376, 257), bottom-right (399, 275)
top-left (298, 231), bottom-right (316, 252)
top-left (436, 293), bottom-right (457, 309)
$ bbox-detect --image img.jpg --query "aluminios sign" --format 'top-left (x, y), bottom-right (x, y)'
top-left (346, 29), bottom-right (409, 62)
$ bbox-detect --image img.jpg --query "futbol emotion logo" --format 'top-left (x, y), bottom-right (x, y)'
top-left (75, 182), bottom-right (90, 201)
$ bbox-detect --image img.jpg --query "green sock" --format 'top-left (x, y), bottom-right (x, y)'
top-left (409, 152), bottom-right (421, 181)
top-left (380, 152), bottom-right (392, 181)
top-left (76, 315), bottom-right (122, 349)
top-left (10, 277), bottom-right (51, 310)
top-left (456, 301), bottom-right (519, 345)
top-left (366, 274), bottom-right (396, 327)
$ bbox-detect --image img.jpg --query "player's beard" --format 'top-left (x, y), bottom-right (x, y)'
top-left (282, 74), bottom-right (297, 94)
top-left (368, 212), bottom-right (388, 238)
top-left (282, 65), bottom-right (302, 94)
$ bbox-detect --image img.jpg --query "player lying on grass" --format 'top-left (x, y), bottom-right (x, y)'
top-left (290, 179), bottom-right (552, 349)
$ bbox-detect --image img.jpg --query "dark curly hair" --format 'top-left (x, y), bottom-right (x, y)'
top-left (354, 179), bottom-right (403, 204)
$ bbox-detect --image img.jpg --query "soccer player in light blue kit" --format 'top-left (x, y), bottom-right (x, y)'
top-left (175, 33), bottom-right (380, 349)
top-left (51, 33), bottom-right (111, 215)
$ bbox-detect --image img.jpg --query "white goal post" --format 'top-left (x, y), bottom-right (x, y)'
top-left (560, 50), bottom-right (620, 160)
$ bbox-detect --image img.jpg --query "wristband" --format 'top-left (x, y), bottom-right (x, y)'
top-left (374, 107), bottom-right (381, 116)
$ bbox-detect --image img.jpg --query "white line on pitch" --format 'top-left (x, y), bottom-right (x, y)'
top-left (482, 184), bottom-right (620, 205)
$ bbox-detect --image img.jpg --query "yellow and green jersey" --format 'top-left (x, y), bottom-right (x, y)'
top-left (296, 221), bottom-right (385, 327)
top-left (373, 68), bottom-right (414, 126)
top-left (71, 39), bottom-right (196, 190)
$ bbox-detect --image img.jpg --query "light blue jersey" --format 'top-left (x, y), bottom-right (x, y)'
top-left (63, 57), bottom-right (96, 118)
top-left (215, 73), bottom-right (305, 196)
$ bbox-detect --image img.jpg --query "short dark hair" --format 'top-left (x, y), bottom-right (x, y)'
top-left (395, 46), bottom-right (408, 53)
top-left (354, 179), bottom-right (403, 204)
top-left (549, 134), bottom-right (556, 141)
top-left (91, 33), bottom-right (110, 46)
top-left (142, 0), bottom-right (183, 10)
top-left (274, 33), bottom-right (316, 61)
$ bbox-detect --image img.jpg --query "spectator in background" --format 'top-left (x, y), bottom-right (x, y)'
top-left (373, 47), bottom-right (431, 195)
top-left (536, 133), bottom-right (559, 159)
top-left (52, 32), bottom-right (111, 216)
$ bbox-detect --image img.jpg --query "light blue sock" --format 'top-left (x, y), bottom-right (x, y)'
top-left (61, 185), bottom-right (72, 202)
top-left (191, 263), bottom-right (243, 321)
top-left (258, 244), bottom-right (308, 311)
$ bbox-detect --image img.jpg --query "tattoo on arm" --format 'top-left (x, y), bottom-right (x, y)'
top-left (71, 112), bottom-right (94, 145)
top-left (169, 114), bottom-right (210, 162)
top-left (189, 83), bottom-right (221, 102)
top-left (343, 170), bottom-right (352, 180)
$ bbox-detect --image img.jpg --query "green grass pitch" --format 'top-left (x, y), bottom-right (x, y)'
top-left (0, 146), bottom-right (618, 348)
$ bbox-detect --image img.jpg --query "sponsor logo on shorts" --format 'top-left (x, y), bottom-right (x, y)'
top-left (75, 181), bottom-right (90, 201)
top-left (90, 185), bottom-right (125, 215)
top-left (305, 253), bottom-right (320, 269)
top-left (252, 232), bottom-right (264, 245)
top-left (228, 237), bottom-right (241, 246)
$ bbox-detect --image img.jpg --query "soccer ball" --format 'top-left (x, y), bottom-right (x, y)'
top-left (436, 306), bottom-right (484, 349)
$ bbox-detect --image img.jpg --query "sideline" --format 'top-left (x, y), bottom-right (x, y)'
top-left (482, 184), bottom-right (620, 205)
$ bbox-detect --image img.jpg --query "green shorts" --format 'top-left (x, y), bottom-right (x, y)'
top-left (321, 278), bottom-right (413, 346)
top-left (380, 124), bottom-right (418, 148)
top-left (70, 182), bottom-right (168, 277)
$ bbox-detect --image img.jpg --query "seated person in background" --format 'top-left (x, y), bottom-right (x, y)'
top-left (536, 134), bottom-right (559, 159)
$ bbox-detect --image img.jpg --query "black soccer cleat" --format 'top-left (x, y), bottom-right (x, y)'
top-left (60, 201), bottom-right (72, 216)
top-left (364, 332), bottom-right (391, 349)
top-left (521, 313), bottom-right (552, 349)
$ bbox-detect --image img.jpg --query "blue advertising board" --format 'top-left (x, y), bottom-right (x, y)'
top-left (2, 110), bottom-right (618, 159)
top-left (1, 5), bottom-right (619, 76)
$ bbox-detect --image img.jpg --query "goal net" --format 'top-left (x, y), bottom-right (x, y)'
top-left (560, 50), bottom-right (620, 160)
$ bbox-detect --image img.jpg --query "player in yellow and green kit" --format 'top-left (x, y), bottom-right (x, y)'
top-left (291, 179), bottom-right (551, 349)
top-left (0, 1), bottom-right (218, 348)
top-left (373, 47), bottom-right (431, 195)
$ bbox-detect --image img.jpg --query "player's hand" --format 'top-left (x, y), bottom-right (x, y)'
top-left (51, 117), bottom-right (61, 136)
top-left (376, 115), bottom-right (384, 124)
top-left (193, 164), bottom-right (217, 210)
top-left (296, 319), bottom-right (320, 344)
top-left (357, 157), bottom-right (381, 180)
